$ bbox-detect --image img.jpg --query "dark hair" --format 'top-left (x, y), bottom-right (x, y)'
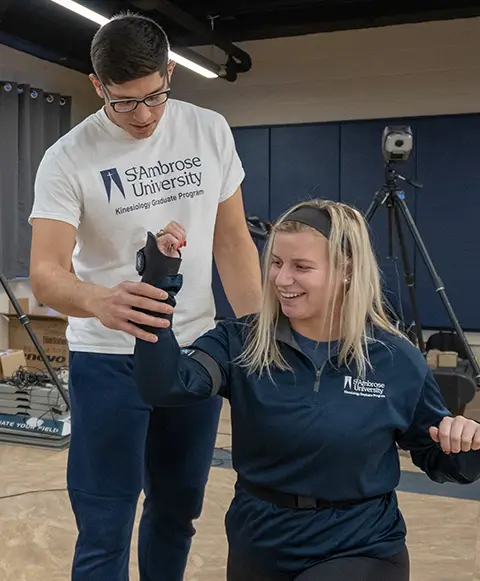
top-left (90, 12), bottom-right (170, 85)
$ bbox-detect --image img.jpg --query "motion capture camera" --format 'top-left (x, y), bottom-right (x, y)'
top-left (382, 126), bottom-right (413, 163)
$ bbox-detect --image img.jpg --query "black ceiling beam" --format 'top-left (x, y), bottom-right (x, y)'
top-left (180, 3), bottom-right (480, 45)
top-left (0, 30), bottom-right (91, 75)
top-left (148, 0), bottom-right (252, 75)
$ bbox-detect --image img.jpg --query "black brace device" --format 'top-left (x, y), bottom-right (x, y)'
top-left (135, 232), bottom-right (223, 392)
top-left (133, 231), bottom-right (182, 333)
top-left (136, 231), bottom-right (182, 283)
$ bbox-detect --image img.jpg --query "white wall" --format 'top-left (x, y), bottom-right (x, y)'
top-left (172, 17), bottom-right (480, 127)
top-left (0, 43), bottom-right (100, 126)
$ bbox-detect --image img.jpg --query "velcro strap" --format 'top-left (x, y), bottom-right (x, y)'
top-left (181, 348), bottom-right (222, 395)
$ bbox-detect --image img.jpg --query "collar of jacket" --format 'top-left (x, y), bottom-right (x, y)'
top-left (274, 312), bottom-right (342, 362)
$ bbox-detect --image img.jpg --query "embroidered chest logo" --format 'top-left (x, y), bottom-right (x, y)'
top-left (343, 376), bottom-right (386, 399)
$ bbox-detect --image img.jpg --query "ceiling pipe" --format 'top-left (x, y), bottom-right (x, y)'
top-left (148, 0), bottom-right (252, 76)
top-left (175, 46), bottom-right (226, 78)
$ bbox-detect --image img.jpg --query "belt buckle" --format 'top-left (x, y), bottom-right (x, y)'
top-left (295, 495), bottom-right (317, 509)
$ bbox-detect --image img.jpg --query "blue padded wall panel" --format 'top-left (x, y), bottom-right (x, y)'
top-left (233, 127), bottom-right (272, 264)
top-left (212, 127), bottom-right (270, 319)
top-left (212, 114), bottom-right (480, 332)
top-left (269, 123), bottom-right (340, 221)
top-left (414, 114), bottom-right (480, 331)
top-left (340, 118), bottom-right (419, 322)
top-left (232, 127), bottom-right (270, 218)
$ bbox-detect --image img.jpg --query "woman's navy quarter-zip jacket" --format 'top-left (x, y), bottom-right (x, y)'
top-left (134, 273), bottom-right (480, 569)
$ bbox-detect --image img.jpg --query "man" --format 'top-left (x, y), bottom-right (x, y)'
top-left (29, 12), bottom-right (262, 581)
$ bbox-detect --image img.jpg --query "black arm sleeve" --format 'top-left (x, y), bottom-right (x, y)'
top-left (132, 231), bottom-right (232, 406)
top-left (133, 274), bottom-right (232, 407)
top-left (396, 369), bottom-right (480, 484)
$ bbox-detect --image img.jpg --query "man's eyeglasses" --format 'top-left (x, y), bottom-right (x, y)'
top-left (103, 86), bottom-right (171, 113)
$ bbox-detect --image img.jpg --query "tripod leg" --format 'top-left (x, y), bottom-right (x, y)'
top-left (387, 202), bottom-right (395, 259)
top-left (364, 191), bottom-right (403, 331)
top-left (394, 195), bottom-right (480, 385)
top-left (364, 188), bottom-right (390, 222)
top-left (392, 201), bottom-right (425, 352)
top-left (0, 273), bottom-right (70, 409)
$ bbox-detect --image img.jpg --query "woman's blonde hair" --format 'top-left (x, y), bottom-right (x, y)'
top-left (238, 198), bottom-right (405, 379)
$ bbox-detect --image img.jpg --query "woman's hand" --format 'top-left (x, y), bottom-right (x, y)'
top-left (156, 221), bottom-right (186, 258)
top-left (429, 416), bottom-right (480, 453)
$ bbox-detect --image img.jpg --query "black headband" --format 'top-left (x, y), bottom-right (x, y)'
top-left (281, 206), bottom-right (332, 239)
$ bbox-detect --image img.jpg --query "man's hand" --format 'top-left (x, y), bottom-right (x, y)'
top-left (87, 281), bottom-right (174, 343)
top-left (30, 219), bottom-right (177, 340)
top-left (429, 416), bottom-right (480, 454)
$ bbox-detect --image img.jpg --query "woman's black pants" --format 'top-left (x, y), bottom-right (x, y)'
top-left (227, 546), bottom-right (410, 581)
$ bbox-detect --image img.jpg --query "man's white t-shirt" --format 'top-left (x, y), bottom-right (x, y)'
top-left (30, 99), bottom-right (245, 353)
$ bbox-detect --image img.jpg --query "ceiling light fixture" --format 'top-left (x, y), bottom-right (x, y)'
top-left (49, 0), bottom-right (219, 79)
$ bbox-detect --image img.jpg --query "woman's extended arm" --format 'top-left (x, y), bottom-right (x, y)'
top-left (396, 369), bottom-right (480, 484)
top-left (133, 231), bottom-right (232, 407)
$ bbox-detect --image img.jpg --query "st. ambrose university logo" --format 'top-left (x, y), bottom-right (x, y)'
top-left (100, 168), bottom-right (126, 202)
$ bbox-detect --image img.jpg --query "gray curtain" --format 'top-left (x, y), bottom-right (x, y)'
top-left (0, 81), bottom-right (72, 279)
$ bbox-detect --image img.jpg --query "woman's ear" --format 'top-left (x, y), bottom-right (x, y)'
top-left (343, 260), bottom-right (352, 285)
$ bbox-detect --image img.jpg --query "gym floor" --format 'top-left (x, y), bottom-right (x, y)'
top-left (0, 399), bottom-right (479, 581)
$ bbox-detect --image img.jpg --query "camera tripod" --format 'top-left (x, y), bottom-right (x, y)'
top-left (365, 162), bottom-right (480, 386)
top-left (0, 271), bottom-right (70, 410)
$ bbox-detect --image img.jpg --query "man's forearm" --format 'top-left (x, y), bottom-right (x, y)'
top-left (31, 263), bottom-right (108, 318)
top-left (214, 236), bottom-right (262, 318)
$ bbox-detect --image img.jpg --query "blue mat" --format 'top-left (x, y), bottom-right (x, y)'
top-left (398, 468), bottom-right (480, 501)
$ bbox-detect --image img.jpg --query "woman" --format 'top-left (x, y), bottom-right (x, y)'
top-left (134, 199), bottom-right (480, 581)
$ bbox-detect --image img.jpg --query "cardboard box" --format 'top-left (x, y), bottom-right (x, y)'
top-left (0, 349), bottom-right (26, 379)
top-left (426, 349), bottom-right (441, 369)
top-left (2, 307), bottom-right (68, 371)
top-left (8, 298), bottom-right (29, 315)
top-left (438, 351), bottom-right (458, 368)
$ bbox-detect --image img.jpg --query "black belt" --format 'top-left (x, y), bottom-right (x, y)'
top-left (238, 476), bottom-right (384, 510)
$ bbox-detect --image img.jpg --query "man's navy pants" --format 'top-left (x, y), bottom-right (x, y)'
top-left (66, 351), bottom-right (222, 580)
